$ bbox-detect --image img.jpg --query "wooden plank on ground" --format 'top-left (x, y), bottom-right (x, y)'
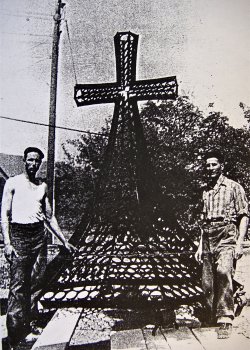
top-left (69, 310), bottom-right (115, 350)
top-left (192, 327), bottom-right (250, 350)
top-left (142, 328), bottom-right (171, 350)
top-left (111, 329), bottom-right (147, 350)
top-left (161, 326), bottom-right (204, 350)
top-left (0, 315), bottom-right (7, 340)
top-left (70, 330), bottom-right (110, 350)
top-left (32, 308), bottom-right (82, 350)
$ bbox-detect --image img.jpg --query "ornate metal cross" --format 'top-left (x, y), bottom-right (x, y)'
top-left (40, 32), bottom-right (202, 309)
top-left (74, 32), bottom-right (177, 106)
top-left (74, 31), bottom-right (178, 203)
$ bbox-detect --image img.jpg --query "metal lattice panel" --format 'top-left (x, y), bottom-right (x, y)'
top-left (41, 32), bottom-right (202, 309)
top-left (41, 214), bottom-right (202, 308)
top-left (74, 32), bottom-right (177, 108)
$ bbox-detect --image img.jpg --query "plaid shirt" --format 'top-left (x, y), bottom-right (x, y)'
top-left (202, 175), bottom-right (249, 223)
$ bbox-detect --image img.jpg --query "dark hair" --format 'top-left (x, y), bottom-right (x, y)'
top-left (23, 147), bottom-right (44, 161)
top-left (205, 149), bottom-right (224, 163)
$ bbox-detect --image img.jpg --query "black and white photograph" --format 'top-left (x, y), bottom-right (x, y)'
top-left (0, 1), bottom-right (250, 349)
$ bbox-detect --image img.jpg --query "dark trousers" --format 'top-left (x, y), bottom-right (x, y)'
top-left (7, 223), bottom-right (47, 346)
top-left (202, 223), bottom-right (236, 323)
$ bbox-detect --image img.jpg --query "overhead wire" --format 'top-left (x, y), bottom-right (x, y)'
top-left (30, 41), bottom-right (50, 49)
top-left (65, 19), bottom-right (78, 84)
top-left (0, 6), bottom-right (108, 139)
top-left (0, 10), bottom-right (52, 19)
top-left (1, 31), bottom-right (52, 38)
top-left (0, 115), bottom-right (109, 137)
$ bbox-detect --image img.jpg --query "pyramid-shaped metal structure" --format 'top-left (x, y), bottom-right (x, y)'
top-left (41, 32), bottom-right (202, 309)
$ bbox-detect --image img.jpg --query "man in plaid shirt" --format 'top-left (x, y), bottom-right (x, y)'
top-left (195, 150), bottom-right (249, 339)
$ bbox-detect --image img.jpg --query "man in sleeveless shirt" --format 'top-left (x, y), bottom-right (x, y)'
top-left (1, 147), bottom-right (76, 347)
top-left (195, 150), bottom-right (249, 339)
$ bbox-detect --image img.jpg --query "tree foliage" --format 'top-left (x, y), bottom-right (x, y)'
top-left (55, 97), bottom-right (250, 239)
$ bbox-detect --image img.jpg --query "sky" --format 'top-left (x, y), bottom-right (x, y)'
top-left (0, 0), bottom-right (250, 160)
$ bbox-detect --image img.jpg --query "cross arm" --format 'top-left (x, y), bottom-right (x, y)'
top-left (130, 76), bottom-right (178, 101)
top-left (74, 83), bottom-right (120, 106)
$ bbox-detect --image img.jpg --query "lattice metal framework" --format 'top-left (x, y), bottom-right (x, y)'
top-left (74, 33), bottom-right (177, 107)
top-left (41, 32), bottom-right (202, 309)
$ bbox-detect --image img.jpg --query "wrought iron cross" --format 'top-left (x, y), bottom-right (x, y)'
top-left (40, 34), bottom-right (202, 308)
top-left (74, 31), bottom-right (178, 203)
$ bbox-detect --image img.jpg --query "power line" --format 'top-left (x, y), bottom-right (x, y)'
top-left (0, 12), bottom-right (52, 21)
top-left (1, 31), bottom-right (52, 38)
top-left (0, 10), bottom-right (53, 19)
top-left (65, 20), bottom-right (78, 84)
top-left (0, 115), bottom-right (109, 137)
top-left (30, 41), bottom-right (50, 49)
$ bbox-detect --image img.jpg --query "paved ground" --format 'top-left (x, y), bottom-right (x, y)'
top-left (233, 305), bottom-right (250, 338)
top-left (1, 304), bottom-right (250, 349)
top-left (1, 244), bottom-right (250, 348)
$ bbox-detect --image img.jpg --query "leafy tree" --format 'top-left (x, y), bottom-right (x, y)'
top-left (55, 130), bottom-right (108, 234)
top-left (240, 102), bottom-right (250, 127)
top-left (55, 97), bottom-right (250, 240)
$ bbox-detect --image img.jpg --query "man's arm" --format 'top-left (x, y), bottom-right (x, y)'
top-left (1, 180), bottom-right (18, 261)
top-left (195, 206), bottom-right (205, 264)
top-left (234, 183), bottom-right (249, 260)
top-left (234, 215), bottom-right (249, 260)
top-left (195, 229), bottom-right (203, 263)
top-left (43, 187), bottom-right (77, 253)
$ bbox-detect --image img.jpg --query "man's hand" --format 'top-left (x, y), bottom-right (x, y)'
top-left (234, 243), bottom-right (243, 260)
top-left (195, 245), bottom-right (203, 264)
top-left (4, 244), bottom-right (18, 262)
top-left (64, 241), bottom-right (78, 254)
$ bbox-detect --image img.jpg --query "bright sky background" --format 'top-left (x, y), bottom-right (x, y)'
top-left (0, 0), bottom-right (250, 160)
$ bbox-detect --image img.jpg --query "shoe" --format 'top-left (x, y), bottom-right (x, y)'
top-left (217, 323), bottom-right (232, 339)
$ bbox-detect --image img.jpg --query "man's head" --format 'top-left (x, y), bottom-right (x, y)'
top-left (23, 147), bottom-right (44, 177)
top-left (204, 149), bottom-right (224, 182)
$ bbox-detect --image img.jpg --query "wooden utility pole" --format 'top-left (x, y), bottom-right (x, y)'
top-left (47, 0), bottom-right (65, 210)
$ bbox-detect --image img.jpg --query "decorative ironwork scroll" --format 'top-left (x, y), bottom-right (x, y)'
top-left (41, 32), bottom-right (202, 309)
